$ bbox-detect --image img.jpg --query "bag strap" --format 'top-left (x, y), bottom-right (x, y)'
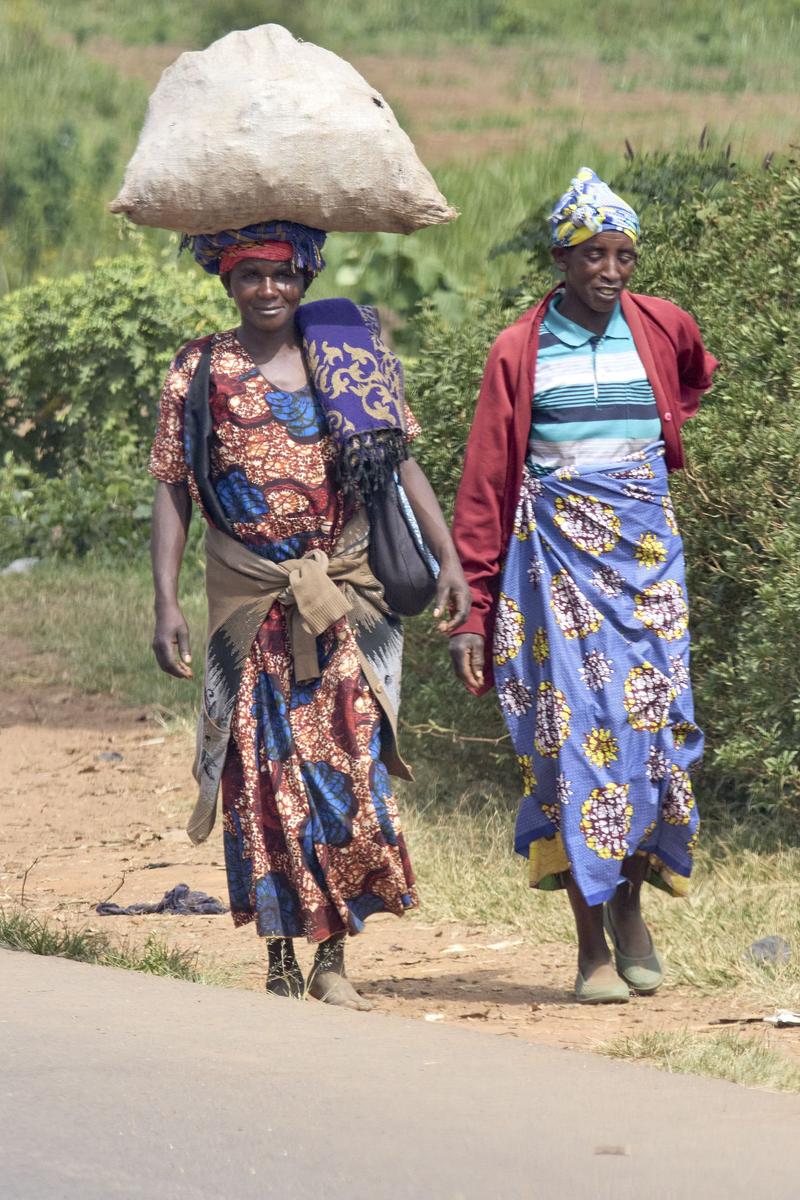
top-left (184, 342), bottom-right (236, 538)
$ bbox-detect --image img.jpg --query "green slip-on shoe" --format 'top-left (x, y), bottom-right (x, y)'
top-left (603, 905), bottom-right (665, 994)
top-left (574, 969), bottom-right (630, 1005)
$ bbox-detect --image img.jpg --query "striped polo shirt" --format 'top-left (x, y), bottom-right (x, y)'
top-left (528, 294), bottom-right (662, 474)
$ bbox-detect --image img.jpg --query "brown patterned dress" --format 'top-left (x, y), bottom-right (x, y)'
top-left (149, 329), bottom-right (418, 941)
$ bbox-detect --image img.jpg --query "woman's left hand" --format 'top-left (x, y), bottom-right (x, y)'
top-left (432, 556), bottom-right (472, 634)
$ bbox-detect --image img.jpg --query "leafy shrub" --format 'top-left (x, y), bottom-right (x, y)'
top-left (493, 140), bottom-right (740, 275)
top-left (0, 255), bottom-right (233, 473)
top-left (0, 434), bottom-right (153, 560)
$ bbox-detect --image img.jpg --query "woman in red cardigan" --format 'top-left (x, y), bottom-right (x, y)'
top-left (450, 168), bottom-right (717, 1003)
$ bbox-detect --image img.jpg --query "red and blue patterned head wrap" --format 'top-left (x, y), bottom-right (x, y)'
top-left (551, 167), bottom-right (640, 248)
top-left (181, 220), bottom-right (327, 277)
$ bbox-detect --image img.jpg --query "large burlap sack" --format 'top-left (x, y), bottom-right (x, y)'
top-left (110, 24), bottom-right (456, 235)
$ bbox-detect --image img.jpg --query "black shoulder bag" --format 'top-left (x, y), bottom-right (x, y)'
top-left (366, 473), bottom-right (439, 617)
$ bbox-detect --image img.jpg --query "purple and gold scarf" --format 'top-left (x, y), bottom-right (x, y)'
top-left (296, 298), bottom-right (407, 500)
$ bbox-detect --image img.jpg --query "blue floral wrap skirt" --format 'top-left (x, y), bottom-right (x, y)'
top-left (495, 443), bottom-right (702, 907)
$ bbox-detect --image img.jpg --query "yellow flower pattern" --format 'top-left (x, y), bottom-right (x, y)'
top-left (534, 682), bottom-right (572, 758)
top-left (623, 661), bottom-right (674, 732)
top-left (580, 784), bottom-right (633, 860)
top-left (635, 532), bottom-right (667, 568)
top-left (532, 627), bottom-right (549, 664)
top-left (662, 495), bottom-right (679, 535)
top-left (671, 721), bottom-right (698, 749)
top-left (581, 727), bottom-right (620, 768)
top-left (554, 493), bottom-right (621, 556)
top-left (517, 755), bottom-right (537, 796)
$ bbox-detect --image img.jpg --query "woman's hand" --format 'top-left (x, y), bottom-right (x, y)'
top-left (433, 555), bottom-right (472, 634)
top-left (449, 632), bottom-right (485, 692)
top-left (396, 458), bottom-right (471, 633)
top-left (152, 602), bottom-right (193, 679)
top-left (151, 480), bottom-right (192, 679)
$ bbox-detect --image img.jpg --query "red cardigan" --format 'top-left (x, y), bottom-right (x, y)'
top-left (451, 287), bottom-right (718, 692)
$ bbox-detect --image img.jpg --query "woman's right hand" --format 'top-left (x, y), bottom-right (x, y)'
top-left (449, 633), bottom-right (485, 693)
top-left (152, 603), bottom-right (193, 679)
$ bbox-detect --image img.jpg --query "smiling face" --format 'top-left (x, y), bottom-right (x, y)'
top-left (224, 258), bottom-right (306, 336)
top-left (551, 232), bottom-right (638, 318)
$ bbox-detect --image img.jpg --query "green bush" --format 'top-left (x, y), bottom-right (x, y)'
top-left (0, 254), bottom-right (233, 560)
top-left (0, 255), bottom-right (233, 473)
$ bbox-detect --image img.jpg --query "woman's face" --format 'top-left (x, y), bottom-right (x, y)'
top-left (551, 233), bottom-right (638, 314)
top-left (225, 258), bottom-right (306, 334)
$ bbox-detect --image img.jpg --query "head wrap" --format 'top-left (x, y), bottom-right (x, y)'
top-left (218, 241), bottom-right (293, 274)
top-left (551, 167), bottom-right (639, 248)
top-left (181, 220), bottom-right (327, 277)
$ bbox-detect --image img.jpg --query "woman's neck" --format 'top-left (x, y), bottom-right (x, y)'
top-left (235, 321), bottom-right (300, 365)
top-left (556, 289), bottom-right (616, 337)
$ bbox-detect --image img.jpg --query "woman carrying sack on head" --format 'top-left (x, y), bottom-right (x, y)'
top-left (149, 221), bottom-right (470, 1009)
top-left (449, 169), bottom-right (718, 1004)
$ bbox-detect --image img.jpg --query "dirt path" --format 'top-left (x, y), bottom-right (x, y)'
top-left (1, 635), bottom-right (793, 1062)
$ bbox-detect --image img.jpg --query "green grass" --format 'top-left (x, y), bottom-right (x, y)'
top-left (0, 907), bottom-right (228, 984)
top-left (603, 1030), bottom-right (800, 1093)
top-left (403, 763), bottom-right (800, 1009)
top-left (0, 6), bottom-right (158, 289)
top-left (0, 555), bottom-right (205, 725)
top-left (41, 0), bottom-right (800, 90)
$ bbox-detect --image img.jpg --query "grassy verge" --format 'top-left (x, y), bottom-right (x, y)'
top-left (0, 907), bottom-right (229, 984)
top-left (43, 0), bottom-right (800, 94)
top-left (602, 1030), bottom-right (800, 1094)
top-left (1, 554), bottom-right (205, 725)
top-left (403, 769), bottom-right (800, 1010)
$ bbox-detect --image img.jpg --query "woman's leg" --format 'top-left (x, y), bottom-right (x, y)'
top-left (307, 932), bottom-right (372, 1011)
top-left (565, 875), bottom-right (620, 985)
top-left (606, 854), bottom-right (652, 957)
top-left (266, 937), bottom-right (304, 998)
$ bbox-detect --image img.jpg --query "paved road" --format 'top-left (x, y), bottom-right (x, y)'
top-left (2, 949), bottom-right (799, 1199)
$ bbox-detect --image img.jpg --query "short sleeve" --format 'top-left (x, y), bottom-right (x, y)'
top-left (403, 402), bottom-right (421, 444)
top-left (148, 343), bottom-right (199, 484)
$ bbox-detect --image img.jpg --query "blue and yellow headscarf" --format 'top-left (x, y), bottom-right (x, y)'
top-left (551, 167), bottom-right (639, 248)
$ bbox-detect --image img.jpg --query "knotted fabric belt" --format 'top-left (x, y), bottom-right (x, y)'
top-left (188, 518), bottom-right (407, 846)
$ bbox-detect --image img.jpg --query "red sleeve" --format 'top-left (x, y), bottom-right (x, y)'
top-left (450, 329), bottom-right (518, 645)
top-left (631, 294), bottom-right (718, 426)
top-left (673, 308), bottom-right (719, 423)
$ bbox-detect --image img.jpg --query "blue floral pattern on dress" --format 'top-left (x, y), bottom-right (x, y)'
top-left (253, 671), bottom-right (293, 762)
top-left (267, 387), bottom-right (326, 443)
top-left (216, 468), bottom-right (271, 524)
top-left (223, 808), bottom-right (253, 914)
top-left (254, 871), bottom-right (303, 937)
top-left (370, 760), bottom-right (398, 846)
top-left (249, 534), bottom-right (312, 564)
top-left (300, 761), bottom-right (356, 847)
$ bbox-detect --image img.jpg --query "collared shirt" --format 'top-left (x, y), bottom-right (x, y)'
top-left (528, 293), bottom-right (662, 473)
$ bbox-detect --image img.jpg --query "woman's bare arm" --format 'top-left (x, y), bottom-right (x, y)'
top-left (151, 480), bottom-right (193, 678)
top-left (397, 457), bottom-right (471, 633)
